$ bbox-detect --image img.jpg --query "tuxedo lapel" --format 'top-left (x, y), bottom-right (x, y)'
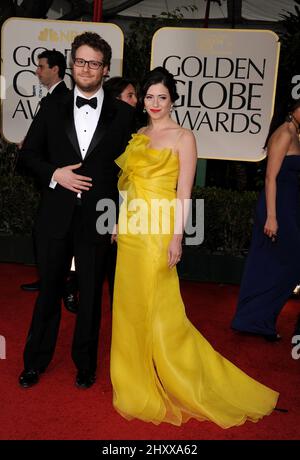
top-left (85, 94), bottom-right (116, 160)
top-left (63, 92), bottom-right (82, 160)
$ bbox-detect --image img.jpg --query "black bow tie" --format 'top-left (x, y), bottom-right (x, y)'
top-left (76, 95), bottom-right (97, 109)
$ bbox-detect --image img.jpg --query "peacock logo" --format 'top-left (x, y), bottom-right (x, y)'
top-left (38, 28), bottom-right (78, 43)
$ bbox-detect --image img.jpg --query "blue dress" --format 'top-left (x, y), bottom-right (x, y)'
top-left (232, 155), bottom-right (300, 337)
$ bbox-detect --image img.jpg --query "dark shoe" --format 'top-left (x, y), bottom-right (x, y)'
top-left (290, 285), bottom-right (300, 299)
top-left (63, 292), bottom-right (79, 314)
top-left (19, 368), bottom-right (45, 388)
top-left (232, 328), bottom-right (282, 342)
top-left (75, 370), bottom-right (96, 389)
top-left (293, 314), bottom-right (300, 336)
top-left (63, 273), bottom-right (79, 314)
top-left (263, 333), bottom-right (282, 342)
top-left (20, 280), bottom-right (40, 292)
top-left (274, 407), bottom-right (288, 413)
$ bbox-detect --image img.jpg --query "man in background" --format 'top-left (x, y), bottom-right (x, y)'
top-left (20, 49), bottom-right (78, 314)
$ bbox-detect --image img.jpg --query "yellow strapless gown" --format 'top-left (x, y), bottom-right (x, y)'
top-left (110, 133), bottom-right (279, 428)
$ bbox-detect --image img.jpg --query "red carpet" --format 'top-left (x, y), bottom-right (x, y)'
top-left (0, 262), bottom-right (299, 440)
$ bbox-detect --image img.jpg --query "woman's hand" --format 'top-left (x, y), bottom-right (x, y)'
top-left (264, 216), bottom-right (278, 241)
top-left (168, 235), bottom-right (182, 268)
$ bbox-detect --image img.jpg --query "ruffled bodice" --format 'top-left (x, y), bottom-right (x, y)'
top-left (115, 133), bottom-right (179, 201)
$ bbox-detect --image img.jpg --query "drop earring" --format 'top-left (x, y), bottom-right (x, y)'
top-left (143, 108), bottom-right (146, 113)
top-left (170, 105), bottom-right (173, 113)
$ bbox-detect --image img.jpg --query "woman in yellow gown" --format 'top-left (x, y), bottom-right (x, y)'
top-left (110, 67), bottom-right (279, 428)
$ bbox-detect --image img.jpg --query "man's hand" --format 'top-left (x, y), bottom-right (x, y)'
top-left (53, 163), bottom-right (92, 193)
top-left (17, 139), bottom-right (24, 150)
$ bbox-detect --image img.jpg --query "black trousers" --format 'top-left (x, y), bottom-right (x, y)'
top-left (34, 224), bottom-right (74, 283)
top-left (35, 220), bottom-right (115, 302)
top-left (23, 205), bottom-right (114, 373)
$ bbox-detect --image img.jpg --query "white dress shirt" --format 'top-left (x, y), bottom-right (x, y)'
top-left (74, 86), bottom-right (103, 160)
top-left (50, 86), bottom-right (104, 193)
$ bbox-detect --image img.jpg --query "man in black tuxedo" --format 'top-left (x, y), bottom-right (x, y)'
top-left (20, 50), bottom-right (79, 313)
top-left (18, 32), bottom-right (135, 389)
top-left (36, 49), bottom-right (69, 100)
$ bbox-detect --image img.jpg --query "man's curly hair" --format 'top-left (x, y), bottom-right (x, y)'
top-left (71, 32), bottom-right (112, 69)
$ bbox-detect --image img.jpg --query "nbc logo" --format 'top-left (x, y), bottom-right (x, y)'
top-left (38, 28), bottom-right (78, 42)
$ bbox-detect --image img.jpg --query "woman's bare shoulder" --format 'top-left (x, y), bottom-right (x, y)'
top-left (268, 123), bottom-right (292, 146)
top-left (176, 127), bottom-right (196, 145)
top-left (137, 126), bottom-right (147, 134)
top-left (175, 128), bottom-right (197, 159)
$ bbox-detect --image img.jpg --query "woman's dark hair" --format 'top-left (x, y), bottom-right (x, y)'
top-left (103, 76), bottom-right (137, 99)
top-left (140, 66), bottom-right (179, 103)
top-left (264, 98), bottom-right (300, 148)
top-left (287, 98), bottom-right (300, 116)
top-left (71, 31), bottom-right (112, 69)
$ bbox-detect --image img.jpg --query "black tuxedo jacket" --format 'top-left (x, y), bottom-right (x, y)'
top-left (39, 81), bottom-right (70, 110)
top-left (20, 89), bottom-right (135, 241)
top-left (44, 80), bottom-right (69, 100)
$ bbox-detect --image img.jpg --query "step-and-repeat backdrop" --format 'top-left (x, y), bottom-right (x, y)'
top-left (1, 20), bottom-right (280, 160)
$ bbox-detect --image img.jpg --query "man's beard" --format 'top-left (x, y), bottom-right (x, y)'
top-left (76, 79), bottom-right (102, 94)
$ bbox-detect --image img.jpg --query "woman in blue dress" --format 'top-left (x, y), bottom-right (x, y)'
top-left (232, 100), bottom-right (300, 341)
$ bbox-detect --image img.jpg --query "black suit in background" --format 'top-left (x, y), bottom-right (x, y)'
top-left (41, 80), bottom-right (69, 100)
top-left (19, 89), bottom-right (134, 373)
top-left (34, 81), bottom-right (70, 275)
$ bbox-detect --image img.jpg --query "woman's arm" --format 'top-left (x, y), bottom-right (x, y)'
top-left (264, 128), bottom-right (291, 239)
top-left (168, 130), bottom-right (197, 268)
